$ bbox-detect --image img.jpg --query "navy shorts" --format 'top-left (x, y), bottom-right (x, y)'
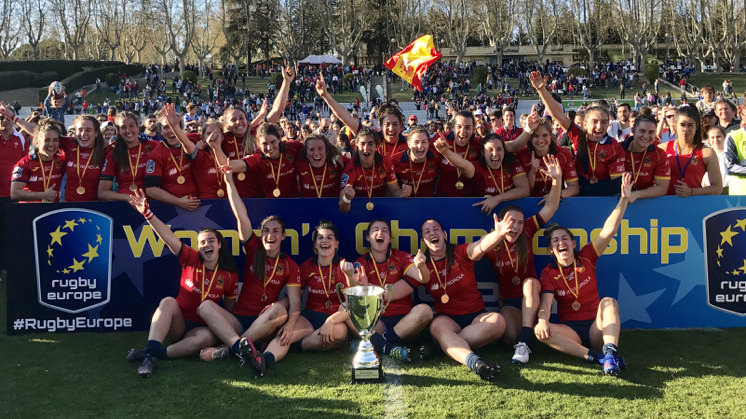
top-left (439, 310), bottom-right (486, 330)
top-left (301, 309), bottom-right (330, 330)
top-left (379, 314), bottom-right (406, 331)
top-left (562, 319), bottom-right (594, 348)
top-left (236, 315), bottom-right (258, 332)
top-left (183, 319), bottom-right (204, 335)
top-left (500, 298), bottom-right (522, 310)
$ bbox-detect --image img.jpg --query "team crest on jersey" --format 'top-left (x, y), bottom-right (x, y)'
top-left (599, 150), bottom-right (606, 160)
top-left (703, 208), bottom-right (746, 315)
top-left (12, 166), bottom-right (22, 178)
top-left (33, 208), bottom-right (113, 313)
top-left (217, 276), bottom-right (224, 287)
top-left (691, 156), bottom-right (699, 165)
top-left (145, 160), bottom-right (156, 174)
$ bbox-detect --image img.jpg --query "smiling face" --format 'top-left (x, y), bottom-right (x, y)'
top-left (367, 221), bottom-right (391, 255)
top-left (159, 119), bottom-right (180, 147)
top-left (618, 105), bottom-right (631, 123)
top-left (261, 219), bottom-right (285, 256)
top-left (502, 209), bottom-right (525, 244)
top-left (259, 134), bottom-right (281, 159)
top-left (548, 228), bottom-right (576, 267)
top-left (197, 230), bottom-right (222, 265)
top-left (75, 119), bottom-right (97, 148)
top-left (706, 127), bottom-right (725, 151)
top-left (356, 134), bottom-right (377, 167)
top-left (117, 116), bottom-right (139, 145)
top-left (716, 102), bottom-right (734, 124)
top-left (632, 120), bottom-right (657, 150)
top-left (407, 132), bottom-right (430, 163)
top-left (454, 115), bottom-right (474, 147)
top-left (37, 129), bottom-right (60, 159)
top-left (305, 137), bottom-right (327, 168)
top-left (530, 125), bottom-right (552, 156)
top-left (381, 115), bottom-right (402, 143)
top-left (224, 109), bottom-right (248, 138)
top-left (421, 220), bottom-right (447, 256)
top-left (583, 109), bottom-right (609, 142)
top-left (314, 228), bottom-right (339, 259)
top-left (503, 111), bottom-right (515, 128)
top-left (483, 138), bottom-right (505, 170)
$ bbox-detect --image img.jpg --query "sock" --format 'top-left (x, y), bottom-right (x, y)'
top-left (370, 333), bottom-right (388, 354)
top-left (289, 341), bottom-right (304, 353)
top-left (265, 352), bottom-right (275, 370)
top-left (518, 327), bottom-right (533, 344)
top-left (465, 352), bottom-right (482, 372)
top-left (585, 349), bottom-right (602, 364)
top-left (145, 340), bottom-right (167, 360)
top-left (383, 329), bottom-right (402, 346)
top-left (231, 339), bottom-right (241, 355)
top-left (602, 343), bottom-right (619, 356)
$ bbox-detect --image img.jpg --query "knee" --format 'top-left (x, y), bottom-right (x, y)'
top-left (600, 297), bottom-right (618, 309)
top-left (196, 299), bottom-right (218, 318)
top-left (269, 303), bottom-right (288, 321)
top-left (429, 317), bottom-right (447, 337)
top-left (412, 304), bottom-right (434, 324)
top-left (332, 324), bottom-right (348, 344)
top-left (157, 296), bottom-right (179, 313)
top-left (523, 278), bottom-right (540, 296)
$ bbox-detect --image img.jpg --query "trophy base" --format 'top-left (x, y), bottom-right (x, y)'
top-left (350, 365), bottom-right (384, 384)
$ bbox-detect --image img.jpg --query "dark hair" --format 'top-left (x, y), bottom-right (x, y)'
top-left (73, 115), bottom-right (105, 165)
top-left (617, 103), bottom-right (631, 111)
top-left (32, 118), bottom-right (64, 158)
top-left (489, 109), bottom-right (502, 119)
top-left (112, 111), bottom-right (140, 169)
top-left (633, 114), bottom-right (657, 130)
top-left (526, 118), bottom-right (558, 156)
top-left (198, 228), bottom-right (238, 273)
top-left (377, 101), bottom-right (404, 127)
top-left (312, 220), bottom-right (340, 256)
top-left (256, 122), bottom-right (283, 141)
top-left (542, 223), bottom-right (575, 265)
top-left (480, 133), bottom-right (514, 168)
top-left (406, 126), bottom-right (430, 141)
top-left (420, 218), bottom-right (455, 267)
top-left (496, 206), bottom-right (528, 268)
top-left (455, 110), bottom-right (475, 126)
top-left (674, 105), bottom-right (703, 148)
top-left (354, 127), bottom-right (383, 165)
top-left (502, 106), bottom-right (515, 116)
top-left (575, 106), bottom-right (611, 175)
top-left (252, 215), bottom-right (286, 282)
top-left (303, 134), bottom-right (342, 167)
top-left (701, 85), bottom-right (714, 95)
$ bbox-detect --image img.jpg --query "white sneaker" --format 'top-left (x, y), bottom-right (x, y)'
top-left (511, 342), bottom-right (531, 365)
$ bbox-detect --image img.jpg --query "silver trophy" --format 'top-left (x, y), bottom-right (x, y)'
top-left (336, 283), bottom-right (392, 383)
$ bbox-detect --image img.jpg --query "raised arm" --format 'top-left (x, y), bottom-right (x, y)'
top-left (221, 165), bottom-right (253, 242)
top-left (315, 72), bottom-right (360, 135)
top-left (129, 189), bottom-right (183, 255)
top-left (160, 103), bottom-right (196, 155)
top-left (433, 134), bottom-right (476, 178)
top-left (411, 249), bottom-right (431, 284)
top-left (0, 102), bottom-right (36, 135)
top-left (592, 172), bottom-right (631, 254)
top-left (529, 71), bottom-right (570, 131)
top-left (467, 213), bottom-right (510, 261)
top-left (537, 154), bottom-right (563, 222)
top-left (266, 64), bottom-right (296, 123)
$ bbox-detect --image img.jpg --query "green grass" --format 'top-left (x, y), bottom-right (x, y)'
top-left (2, 281), bottom-right (745, 417)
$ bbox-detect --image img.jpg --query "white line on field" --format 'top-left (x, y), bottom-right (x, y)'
top-left (383, 357), bottom-right (407, 419)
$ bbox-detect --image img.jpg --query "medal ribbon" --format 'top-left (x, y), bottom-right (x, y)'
top-left (557, 260), bottom-right (579, 301)
top-left (317, 263), bottom-right (333, 300)
top-left (268, 153), bottom-right (284, 192)
top-left (453, 140), bottom-right (471, 183)
top-left (76, 146), bottom-right (93, 189)
top-left (429, 257), bottom-right (448, 296)
top-left (587, 141), bottom-right (599, 178)
top-left (127, 143), bottom-right (143, 187)
top-left (674, 142), bottom-right (695, 179)
top-left (629, 148), bottom-right (648, 187)
top-left (200, 263), bottom-right (220, 302)
top-left (503, 240), bottom-right (518, 274)
top-left (369, 253), bottom-right (389, 287)
top-left (167, 146), bottom-right (185, 178)
top-left (361, 163), bottom-right (375, 201)
top-left (487, 165), bottom-right (505, 194)
top-left (309, 162), bottom-right (327, 198)
top-left (263, 255), bottom-right (281, 295)
top-left (39, 155), bottom-right (55, 192)
top-left (408, 157), bottom-right (426, 195)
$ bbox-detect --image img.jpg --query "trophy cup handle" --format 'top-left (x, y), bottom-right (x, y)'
top-left (336, 282), bottom-right (348, 311)
top-left (380, 284), bottom-right (394, 314)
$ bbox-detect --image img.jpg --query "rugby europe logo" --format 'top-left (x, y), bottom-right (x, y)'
top-left (703, 207), bottom-right (746, 316)
top-left (33, 208), bottom-right (113, 313)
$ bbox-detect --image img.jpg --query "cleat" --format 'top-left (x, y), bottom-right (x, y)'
top-left (617, 355), bottom-right (626, 371)
top-left (239, 337), bottom-right (266, 378)
top-left (602, 354), bottom-right (621, 376)
top-left (137, 354), bottom-right (155, 378)
top-left (388, 346), bottom-right (410, 363)
top-left (126, 348), bottom-right (146, 362)
top-left (417, 344), bottom-right (432, 361)
top-left (511, 342), bottom-right (531, 365)
top-left (475, 360), bottom-right (500, 382)
top-left (199, 345), bottom-right (230, 362)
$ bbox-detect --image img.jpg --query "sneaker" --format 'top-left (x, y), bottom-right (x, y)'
top-left (388, 346), bottom-right (410, 363)
top-left (199, 345), bottom-right (230, 362)
top-left (137, 354), bottom-right (155, 378)
top-left (475, 360), bottom-right (501, 381)
top-left (602, 353), bottom-right (621, 376)
top-left (239, 337), bottom-right (266, 378)
top-left (126, 348), bottom-right (146, 362)
top-left (417, 344), bottom-right (432, 361)
top-left (511, 342), bottom-right (531, 365)
top-left (617, 355), bottom-right (627, 371)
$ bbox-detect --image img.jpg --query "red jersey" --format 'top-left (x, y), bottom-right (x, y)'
top-left (496, 125), bottom-right (524, 142)
top-left (435, 134), bottom-right (483, 197)
top-left (60, 137), bottom-right (103, 201)
top-left (342, 154), bottom-right (398, 197)
top-left (664, 141), bottom-right (707, 195)
top-left (243, 141), bottom-right (302, 198)
top-left (391, 149), bottom-right (440, 197)
top-left (0, 131), bottom-right (28, 198)
top-left (176, 245), bottom-right (239, 323)
top-left (354, 249), bottom-right (416, 317)
top-left (621, 137), bottom-right (671, 191)
top-left (377, 134), bottom-right (409, 159)
top-left (11, 154), bottom-right (65, 202)
top-left (145, 142), bottom-right (198, 197)
top-left (472, 161), bottom-right (525, 196)
top-left (485, 214), bottom-right (544, 299)
top-left (234, 234), bottom-right (300, 317)
top-left (100, 140), bottom-right (158, 193)
top-left (300, 258), bottom-right (347, 315)
top-left (567, 124), bottom-right (626, 181)
top-left (296, 156), bottom-right (349, 198)
top-left (516, 146), bottom-right (578, 197)
top-left (540, 243), bottom-right (601, 322)
top-left (221, 133), bottom-right (261, 197)
top-left (425, 243), bottom-right (485, 316)
top-left (190, 149), bottom-right (227, 199)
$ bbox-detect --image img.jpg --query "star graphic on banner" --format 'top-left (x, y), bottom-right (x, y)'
top-left (716, 246), bottom-right (724, 259)
top-left (63, 219), bottom-right (78, 232)
top-left (732, 269), bottom-right (740, 276)
top-left (50, 226), bottom-right (67, 246)
top-left (720, 225), bottom-right (738, 247)
top-left (735, 218), bottom-right (746, 232)
top-left (97, 234), bottom-right (102, 244)
top-left (617, 273), bottom-right (665, 325)
top-left (82, 243), bottom-right (99, 263)
top-left (167, 204), bottom-right (222, 231)
top-left (78, 217), bottom-right (87, 224)
top-left (653, 228), bottom-right (704, 305)
top-left (69, 258), bottom-right (85, 273)
top-left (47, 246), bottom-right (54, 258)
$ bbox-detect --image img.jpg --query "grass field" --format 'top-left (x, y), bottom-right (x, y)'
top-left (2, 281), bottom-right (745, 418)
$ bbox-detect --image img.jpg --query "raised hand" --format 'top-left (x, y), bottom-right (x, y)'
top-left (433, 134), bottom-right (449, 153)
top-left (281, 60), bottom-right (296, 82)
top-left (621, 172), bottom-right (636, 203)
top-left (528, 71), bottom-right (546, 90)
top-left (413, 249), bottom-right (427, 268)
top-left (129, 189), bottom-right (150, 215)
top-left (541, 154), bottom-right (562, 181)
top-left (314, 72), bottom-right (328, 98)
top-left (159, 102), bottom-right (181, 128)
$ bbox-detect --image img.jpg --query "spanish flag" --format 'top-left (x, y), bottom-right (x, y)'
top-left (384, 35), bottom-right (442, 92)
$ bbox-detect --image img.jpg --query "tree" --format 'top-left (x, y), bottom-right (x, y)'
top-left (19, 0), bottom-right (46, 60)
top-left (161, 0), bottom-right (197, 72)
top-left (475, 0), bottom-right (517, 66)
top-left (0, 0), bottom-right (20, 59)
top-left (94, 0), bottom-right (129, 60)
top-left (521, 0), bottom-right (563, 64)
top-left (670, 0), bottom-right (717, 72)
top-left (616, 0), bottom-right (664, 67)
top-left (277, 0), bottom-right (325, 63)
top-left (51, 0), bottom-right (93, 60)
top-left (572, 0), bottom-right (608, 70)
top-left (321, 0), bottom-right (369, 66)
top-left (192, 0), bottom-right (222, 71)
top-left (433, 0), bottom-right (472, 65)
top-left (125, 0), bottom-right (152, 63)
top-left (716, 0), bottom-right (746, 71)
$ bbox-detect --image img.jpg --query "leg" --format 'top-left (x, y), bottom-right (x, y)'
top-left (243, 303), bottom-right (288, 342)
top-left (166, 326), bottom-right (218, 359)
top-left (196, 300), bottom-right (242, 346)
top-left (301, 323), bottom-right (348, 352)
top-left (534, 322), bottom-right (588, 359)
top-left (459, 312), bottom-right (506, 350)
top-left (265, 316), bottom-right (315, 364)
top-left (499, 306), bottom-right (521, 345)
top-left (147, 297), bottom-right (185, 344)
top-left (521, 278), bottom-right (541, 329)
top-left (392, 304), bottom-right (434, 339)
top-left (429, 315), bottom-right (469, 365)
top-left (589, 297), bottom-right (621, 350)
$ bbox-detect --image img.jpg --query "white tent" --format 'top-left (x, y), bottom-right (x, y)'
top-left (298, 54), bottom-right (342, 65)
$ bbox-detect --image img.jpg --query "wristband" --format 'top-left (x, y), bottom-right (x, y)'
top-left (141, 201), bottom-right (154, 220)
top-left (342, 195), bottom-right (351, 204)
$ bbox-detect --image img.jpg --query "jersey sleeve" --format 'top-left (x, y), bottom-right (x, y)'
top-left (654, 149), bottom-right (672, 181)
top-left (608, 143), bottom-right (627, 178)
top-left (539, 267), bottom-right (556, 294)
top-left (100, 150), bottom-right (117, 181)
top-left (11, 157), bottom-right (29, 183)
top-left (285, 259), bottom-right (301, 287)
top-left (383, 157), bottom-right (398, 184)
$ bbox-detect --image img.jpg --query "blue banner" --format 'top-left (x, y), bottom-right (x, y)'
top-left (5, 196), bottom-right (746, 334)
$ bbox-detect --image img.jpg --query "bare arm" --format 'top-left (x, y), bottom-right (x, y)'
top-left (315, 73), bottom-right (360, 135)
top-left (129, 189), bottom-right (183, 255)
top-left (266, 64), bottom-right (296, 123)
top-left (537, 155), bottom-right (563, 222)
top-left (97, 179), bottom-right (131, 202)
top-left (592, 173), bottom-right (632, 254)
top-left (466, 213), bottom-right (509, 261)
top-left (160, 103), bottom-right (196, 155)
top-left (433, 135), bottom-right (476, 178)
top-left (222, 166), bottom-right (253, 241)
top-left (10, 182), bottom-right (57, 202)
top-left (529, 71), bottom-right (570, 130)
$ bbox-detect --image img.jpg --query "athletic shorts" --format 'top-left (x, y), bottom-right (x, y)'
top-left (301, 309), bottom-right (330, 330)
top-left (499, 298), bottom-right (522, 310)
top-left (236, 315), bottom-right (258, 332)
top-left (562, 319), bottom-right (594, 348)
top-left (438, 310), bottom-right (486, 330)
top-left (183, 319), bottom-right (204, 335)
top-left (379, 314), bottom-right (406, 331)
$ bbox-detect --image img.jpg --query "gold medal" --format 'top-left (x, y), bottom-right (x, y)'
top-left (272, 188), bottom-right (281, 197)
top-left (325, 300), bottom-right (333, 310)
top-left (216, 189), bottom-right (225, 197)
top-left (366, 201), bottom-right (374, 211)
top-left (455, 181), bottom-right (464, 190)
top-left (261, 293), bottom-right (267, 303)
top-left (441, 294), bottom-right (449, 304)
top-left (237, 173), bottom-right (246, 181)
top-left (177, 175), bottom-right (186, 184)
top-left (512, 276), bottom-right (521, 286)
top-left (129, 184), bottom-right (138, 192)
top-left (590, 176), bottom-right (598, 184)
top-left (572, 300), bottom-right (581, 311)
top-left (76, 186), bottom-right (86, 195)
